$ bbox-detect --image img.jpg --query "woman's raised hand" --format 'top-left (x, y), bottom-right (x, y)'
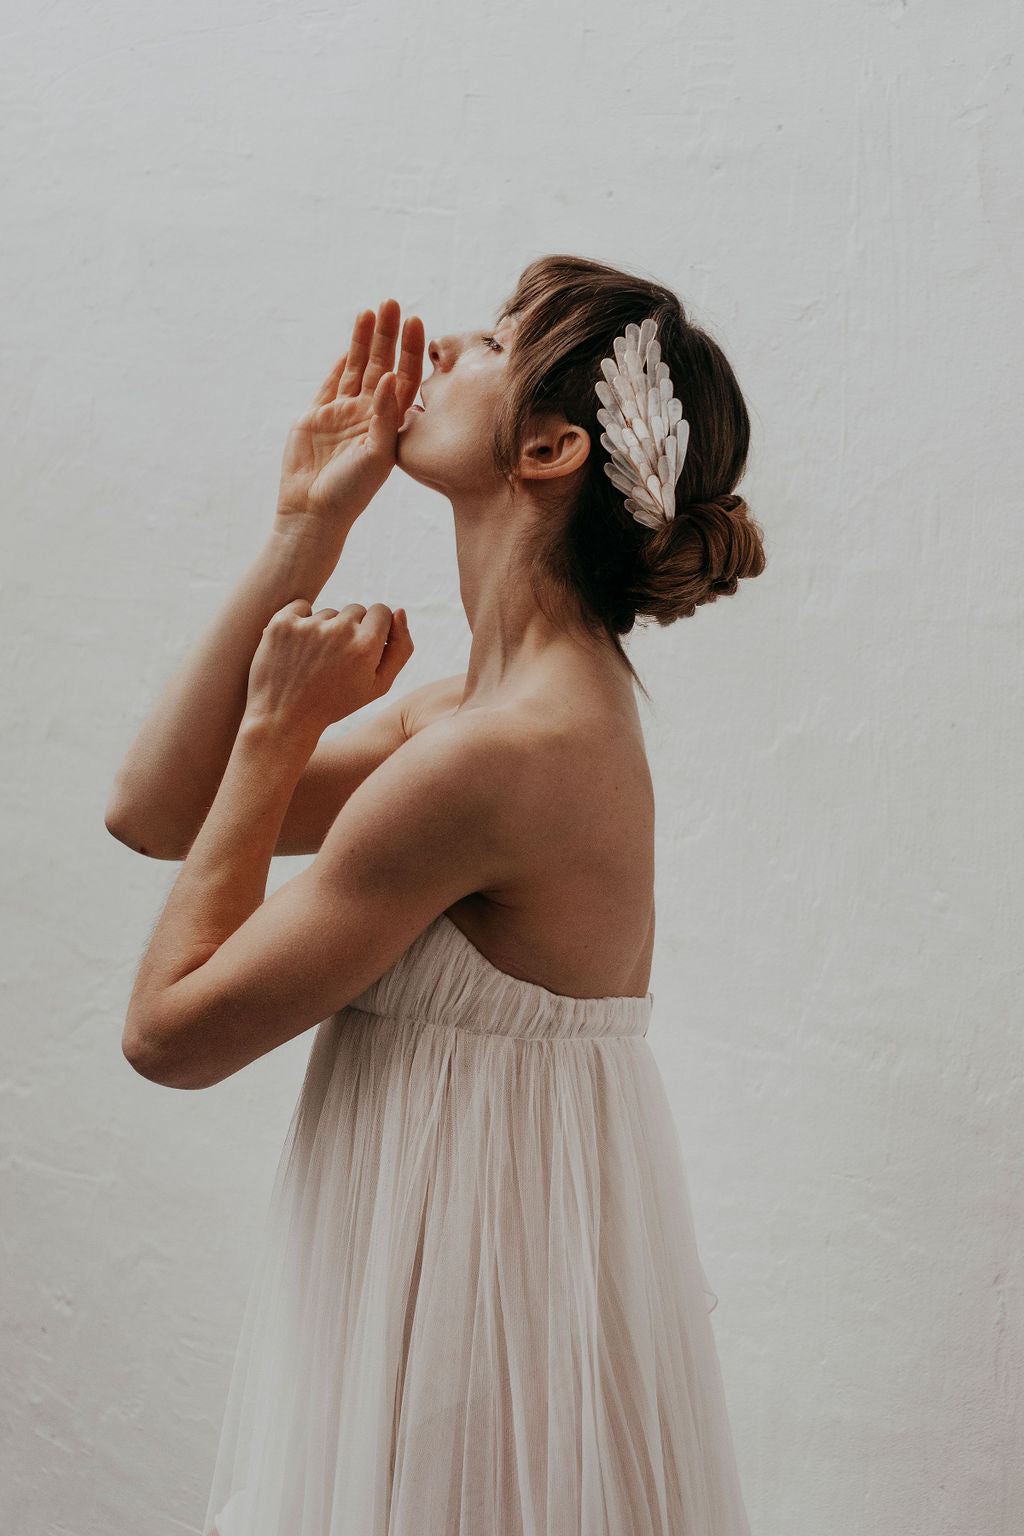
top-left (276, 299), bottom-right (425, 530)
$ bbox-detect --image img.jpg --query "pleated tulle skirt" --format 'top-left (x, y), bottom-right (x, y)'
top-left (201, 912), bottom-right (749, 1536)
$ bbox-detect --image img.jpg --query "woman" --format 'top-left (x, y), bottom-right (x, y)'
top-left (108, 253), bottom-right (765, 1535)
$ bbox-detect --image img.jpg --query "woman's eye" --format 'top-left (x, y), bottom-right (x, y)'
top-left (482, 335), bottom-right (502, 352)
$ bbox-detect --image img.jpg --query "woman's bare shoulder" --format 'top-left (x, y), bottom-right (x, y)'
top-left (403, 671), bottom-right (468, 736)
top-left (406, 668), bottom-right (650, 812)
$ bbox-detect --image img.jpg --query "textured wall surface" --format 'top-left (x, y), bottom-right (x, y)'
top-left (3, 1), bottom-right (1022, 1532)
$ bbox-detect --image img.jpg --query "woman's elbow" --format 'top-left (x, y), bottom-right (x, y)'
top-left (121, 1025), bottom-right (210, 1090)
top-left (105, 806), bottom-right (182, 861)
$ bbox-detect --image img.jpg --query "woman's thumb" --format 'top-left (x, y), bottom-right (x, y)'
top-left (367, 373), bottom-right (399, 453)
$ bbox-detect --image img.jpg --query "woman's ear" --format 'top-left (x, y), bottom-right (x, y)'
top-left (518, 413), bottom-right (591, 483)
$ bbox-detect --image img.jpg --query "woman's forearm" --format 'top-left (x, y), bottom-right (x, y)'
top-left (121, 716), bottom-right (313, 1082)
top-left (105, 517), bottom-right (350, 859)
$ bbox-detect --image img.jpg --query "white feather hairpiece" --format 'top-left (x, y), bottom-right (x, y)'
top-left (594, 317), bottom-right (690, 530)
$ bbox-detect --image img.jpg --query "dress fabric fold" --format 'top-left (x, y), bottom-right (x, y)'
top-left (202, 910), bottom-right (750, 1536)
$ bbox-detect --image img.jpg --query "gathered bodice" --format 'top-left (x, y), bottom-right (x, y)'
top-left (343, 910), bottom-right (654, 1043)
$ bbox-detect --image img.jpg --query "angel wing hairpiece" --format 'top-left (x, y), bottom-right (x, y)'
top-left (594, 317), bottom-right (690, 530)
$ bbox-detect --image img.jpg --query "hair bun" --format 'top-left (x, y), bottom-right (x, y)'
top-left (633, 490), bottom-right (766, 623)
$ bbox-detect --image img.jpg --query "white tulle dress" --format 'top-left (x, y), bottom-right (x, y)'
top-left (202, 909), bottom-right (750, 1536)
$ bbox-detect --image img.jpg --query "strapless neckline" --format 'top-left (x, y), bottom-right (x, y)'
top-left (437, 908), bottom-right (653, 1006)
top-left (345, 908), bottom-right (654, 1043)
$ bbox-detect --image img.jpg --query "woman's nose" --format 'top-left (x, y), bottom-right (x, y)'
top-left (427, 333), bottom-right (461, 369)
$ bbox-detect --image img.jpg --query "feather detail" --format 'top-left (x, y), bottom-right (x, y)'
top-left (594, 318), bottom-right (690, 529)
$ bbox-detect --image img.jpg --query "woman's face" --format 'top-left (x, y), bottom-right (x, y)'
top-left (396, 312), bottom-right (518, 496)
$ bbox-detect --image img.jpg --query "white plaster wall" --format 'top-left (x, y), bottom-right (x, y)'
top-left (2, 0), bottom-right (1021, 1531)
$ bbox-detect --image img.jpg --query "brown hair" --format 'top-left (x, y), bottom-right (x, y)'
top-left (491, 254), bottom-right (766, 696)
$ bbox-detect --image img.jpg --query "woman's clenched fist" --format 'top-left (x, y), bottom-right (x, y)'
top-left (243, 599), bottom-right (414, 748)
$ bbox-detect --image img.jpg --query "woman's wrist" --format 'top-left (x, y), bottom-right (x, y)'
top-left (237, 708), bottom-right (321, 767)
top-left (268, 508), bottom-right (357, 592)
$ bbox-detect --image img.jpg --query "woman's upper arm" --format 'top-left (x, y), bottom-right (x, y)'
top-left (139, 710), bottom-right (521, 1089)
top-left (271, 672), bottom-right (466, 857)
top-left (125, 674), bottom-right (466, 862)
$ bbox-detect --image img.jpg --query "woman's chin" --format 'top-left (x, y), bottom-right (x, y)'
top-left (394, 435), bottom-right (427, 479)
top-left (393, 443), bottom-right (448, 496)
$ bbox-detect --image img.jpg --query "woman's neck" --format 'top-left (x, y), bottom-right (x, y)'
top-left (448, 488), bottom-right (630, 710)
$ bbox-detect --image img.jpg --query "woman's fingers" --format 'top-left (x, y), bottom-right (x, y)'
top-left (360, 299), bottom-right (402, 396)
top-left (337, 308), bottom-right (377, 396)
top-left (393, 313), bottom-right (425, 415)
top-left (343, 603), bottom-right (415, 690)
top-left (340, 299), bottom-right (400, 398)
top-left (320, 302), bottom-right (424, 418)
top-left (375, 608), bottom-right (414, 690)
